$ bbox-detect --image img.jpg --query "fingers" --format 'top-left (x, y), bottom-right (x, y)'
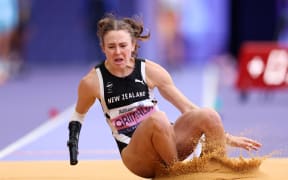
top-left (243, 138), bottom-right (262, 151)
top-left (225, 134), bottom-right (262, 152)
top-left (245, 143), bottom-right (258, 151)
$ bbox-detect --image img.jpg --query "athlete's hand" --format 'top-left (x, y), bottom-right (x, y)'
top-left (226, 133), bottom-right (262, 151)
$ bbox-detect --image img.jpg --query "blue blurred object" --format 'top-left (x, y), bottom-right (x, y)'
top-left (0, 0), bottom-right (19, 32)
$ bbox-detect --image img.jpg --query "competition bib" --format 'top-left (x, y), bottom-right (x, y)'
top-left (110, 106), bottom-right (155, 134)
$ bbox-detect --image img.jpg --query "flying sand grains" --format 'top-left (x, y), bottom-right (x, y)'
top-left (155, 151), bottom-right (264, 178)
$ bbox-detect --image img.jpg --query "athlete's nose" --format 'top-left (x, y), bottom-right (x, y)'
top-left (115, 46), bottom-right (121, 54)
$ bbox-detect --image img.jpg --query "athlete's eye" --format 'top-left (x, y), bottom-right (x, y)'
top-left (120, 43), bottom-right (127, 48)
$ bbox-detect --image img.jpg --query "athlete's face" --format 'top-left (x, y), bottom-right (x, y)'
top-left (102, 30), bottom-right (136, 69)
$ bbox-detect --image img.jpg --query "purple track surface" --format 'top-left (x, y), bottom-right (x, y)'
top-left (0, 65), bottom-right (287, 161)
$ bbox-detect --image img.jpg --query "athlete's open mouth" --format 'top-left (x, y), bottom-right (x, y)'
top-left (114, 58), bottom-right (124, 64)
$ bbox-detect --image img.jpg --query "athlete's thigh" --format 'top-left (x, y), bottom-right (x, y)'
top-left (173, 109), bottom-right (204, 160)
top-left (121, 111), bottom-right (171, 177)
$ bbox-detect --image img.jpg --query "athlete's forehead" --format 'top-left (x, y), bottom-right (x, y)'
top-left (103, 30), bottom-right (133, 45)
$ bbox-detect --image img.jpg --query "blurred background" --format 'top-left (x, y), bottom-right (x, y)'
top-left (0, 0), bottom-right (288, 160)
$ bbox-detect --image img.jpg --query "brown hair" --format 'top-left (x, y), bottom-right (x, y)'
top-left (97, 14), bottom-right (150, 57)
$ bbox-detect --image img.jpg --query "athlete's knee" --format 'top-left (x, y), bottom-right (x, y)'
top-left (199, 108), bottom-right (222, 129)
top-left (148, 111), bottom-right (171, 134)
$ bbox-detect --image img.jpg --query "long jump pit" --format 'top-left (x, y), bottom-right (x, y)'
top-left (0, 158), bottom-right (288, 180)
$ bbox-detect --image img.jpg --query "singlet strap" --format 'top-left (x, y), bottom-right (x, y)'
top-left (95, 67), bottom-right (109, 113)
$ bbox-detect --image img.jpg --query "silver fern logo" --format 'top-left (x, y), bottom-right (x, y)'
top-left (106, 82), bottom-right (113, 93)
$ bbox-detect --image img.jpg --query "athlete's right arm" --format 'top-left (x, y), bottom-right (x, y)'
top-left (67, 69), bottom-right (99, 165)
top-left (75, 70), bottom-right (98, 114)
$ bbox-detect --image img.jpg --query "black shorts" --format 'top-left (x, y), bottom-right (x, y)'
top-left (114, 130), bottom-right (135, 154)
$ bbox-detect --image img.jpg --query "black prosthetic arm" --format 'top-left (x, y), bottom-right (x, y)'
top-left (67, 121), bottom-right (82, 165)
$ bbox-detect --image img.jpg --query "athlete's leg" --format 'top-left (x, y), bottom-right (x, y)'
top-left (173, 108), bottom-right (226, 160)
top-left (121, 111), bottom-right (177, 178)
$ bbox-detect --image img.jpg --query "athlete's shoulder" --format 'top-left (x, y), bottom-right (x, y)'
top-left (144, 59), bottom-right (167, 72)
top-left (142, 59), bottom-right (171, 88)
top-left (77, 68), bottom-right (100, 97)
top-left (81, 69), bottom-right (97, 87)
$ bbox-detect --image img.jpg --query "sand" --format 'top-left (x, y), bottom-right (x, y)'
top-left (0, 158), bottom-right (287, 180)
top-left (154, 157), bottom-right (287, 180)
top-left (0, 160), bottom-right (145, 180)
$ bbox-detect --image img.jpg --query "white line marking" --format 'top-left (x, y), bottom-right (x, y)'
top-left (0, 105), bottom-right (75, 159)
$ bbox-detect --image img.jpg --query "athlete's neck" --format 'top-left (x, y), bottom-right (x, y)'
top-left (105, 58), bottom-right (135, 77)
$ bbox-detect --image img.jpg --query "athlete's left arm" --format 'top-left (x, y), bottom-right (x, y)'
top-left (145, 60), bottom-right (199, 113)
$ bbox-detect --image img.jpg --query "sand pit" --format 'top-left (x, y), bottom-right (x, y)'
top-left (0, 158), bottom-right (287, 179)
top-left (0, 160), bottom-right (145, 180)
top-left (154, 157), bottom-right (288, 180)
